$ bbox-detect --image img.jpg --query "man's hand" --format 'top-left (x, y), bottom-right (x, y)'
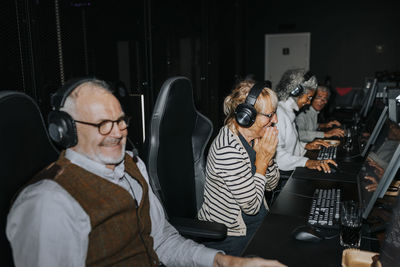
top-left (320, 120), bottom-right (341, 128)
top-left (254, 126), bottom-right (278, 175)
top-left (214, 253), bottom-right (286, 267)
top-left (324, 128), bottom-right (345, 138)
top-left (326, 120), bottom-right (341, 128)
top-left (305, 159), bottom-right (337, 173)
top-left (305, 139), bottom-right (330, 150)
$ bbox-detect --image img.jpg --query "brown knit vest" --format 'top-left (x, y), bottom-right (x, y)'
top-left (32, 152), bottom-right (160, 267)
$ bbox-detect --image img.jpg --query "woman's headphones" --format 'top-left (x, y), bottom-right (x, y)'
top-left (48, 77), bottom-right (96, 148)
top-left (235, 81), bottom-right (271, 128)
top-left (289, 71), bottom-right (314, 97)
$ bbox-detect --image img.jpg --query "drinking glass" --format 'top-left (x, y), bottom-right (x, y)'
top-left (340, 200), bottom-right (362, 248)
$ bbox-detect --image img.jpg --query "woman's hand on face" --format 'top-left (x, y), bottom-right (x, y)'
top-left (254, 126), bottom-right (278, 174)
top-left (305, 139), bottom-right (331, 150)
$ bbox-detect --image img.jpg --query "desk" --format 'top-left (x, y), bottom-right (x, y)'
top-left (243, 167), bottom-right (378, 266)
top-left (243, 213), bottom-right (343, 267)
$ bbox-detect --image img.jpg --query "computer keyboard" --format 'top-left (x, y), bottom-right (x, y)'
top-left (317, 146), bottom-right (337, 160)
top-left (307, 188), bottom-right (341, 228)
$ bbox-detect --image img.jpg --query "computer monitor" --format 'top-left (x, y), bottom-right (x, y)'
top-left (376, 81), bottom-right (397, 98)
top-left (360, 105), bottom-right (388, 157)
top-left (358, 119), bottom-right (400, 219)
top-left (379, 193), bottom-right (400, 266)
top-left (388, 89), bottom-right (400, 123)
top-left (361, 78), bottom-right (378, 118)
top-left (359, 78), bottom-right (374, 114)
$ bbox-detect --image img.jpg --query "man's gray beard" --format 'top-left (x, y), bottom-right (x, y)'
top-left (97, 145), bottom-right (126, 165)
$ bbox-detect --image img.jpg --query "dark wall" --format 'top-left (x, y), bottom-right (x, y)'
top-left (2, 0), bottom-right (400, 142)
top-left (244, 1), bottom-right (400, 88)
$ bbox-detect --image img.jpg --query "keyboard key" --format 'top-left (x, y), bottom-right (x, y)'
top-left (308, 188), bottom-right (341, 229)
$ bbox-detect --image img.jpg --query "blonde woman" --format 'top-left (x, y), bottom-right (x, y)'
top-left (198, 80), bottom-right (280, 256)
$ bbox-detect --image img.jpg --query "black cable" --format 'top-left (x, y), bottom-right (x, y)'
top-left (323, 233), bottom-right (339, 240)
top-left (282, 191), bottom-right (316, 199)
top-left (361, 236), bottom-right (379, 241)
top-left (124, 175), bottom-right (156, 265)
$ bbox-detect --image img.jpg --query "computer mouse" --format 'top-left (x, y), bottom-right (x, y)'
top-left (291, 225), bottom-right (323, 242)
top-left (329, 165), bottom-right (338, 174)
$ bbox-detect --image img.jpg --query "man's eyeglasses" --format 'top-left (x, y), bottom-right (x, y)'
top-left (258, 111), bottom-right (275, 119)
top-left (74, 116), bottom-right (131, 135)
top-left (314, 96), bottom-right (328, 102)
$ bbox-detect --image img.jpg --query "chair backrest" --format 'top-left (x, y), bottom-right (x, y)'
top-left (0, 91), bottom-right (59, 266)
top-left (146, 77), bottom-right (213, 219)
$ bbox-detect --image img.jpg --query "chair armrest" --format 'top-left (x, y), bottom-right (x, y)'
top-left (169, 217), bottom-right (227, 240)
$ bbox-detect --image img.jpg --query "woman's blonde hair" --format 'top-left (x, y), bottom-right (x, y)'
top-left (223, 80), bottom-right (278, 132)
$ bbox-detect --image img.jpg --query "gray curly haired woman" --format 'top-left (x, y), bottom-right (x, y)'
top-left (275, 68), bottom-right (318, 101)
top-left (274, 68), bottom-right (337, 173)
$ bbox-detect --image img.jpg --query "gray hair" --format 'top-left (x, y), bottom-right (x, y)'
top-left (317, 85), bottom-right (331, 98)
top-left (274, 68), bottom-right (318, 101)
top-left (61, 79), bottom-right (113, 119)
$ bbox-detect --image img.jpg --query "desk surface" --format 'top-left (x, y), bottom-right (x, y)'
top-left (243, 164), bottom-right (377, 266)
top-left (243, 213), bottom-right (343, 267)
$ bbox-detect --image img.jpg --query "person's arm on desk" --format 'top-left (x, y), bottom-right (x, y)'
top-left (319, 120), bottom-right (341, 128)
top-left (324, 128), bottom-right (345, 138)
top-left (214, 253), bottom-right (286, 267)
top-left (304, 139), bottom-right (331, 150)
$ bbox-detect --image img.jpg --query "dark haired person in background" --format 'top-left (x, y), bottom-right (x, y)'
top-left (198, 80), bottom-right (280, 256)
top-left (274, 69), bottom-right (336, 173)
top-left (6, 79), bottom-right (285, 267)
top-left (296, 85), bottom-right (345, 142)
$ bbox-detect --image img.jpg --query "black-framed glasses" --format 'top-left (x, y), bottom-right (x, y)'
top-left (74, 116), bottom-right (131, 135)
top-left (258, 111), bottom-right (275, 119)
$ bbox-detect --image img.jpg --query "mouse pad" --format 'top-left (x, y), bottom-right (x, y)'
top-left (242, 213), bottom-right (342, 267)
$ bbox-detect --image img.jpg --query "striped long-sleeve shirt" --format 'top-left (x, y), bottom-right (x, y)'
top-left (198, 126), bottom-right (280, 236)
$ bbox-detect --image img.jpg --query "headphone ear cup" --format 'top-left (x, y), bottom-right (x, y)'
top-left (290, 84), bottom-right (304, 97)
top-left (235, 103), bottom-right (257, 127)
top-left (48, 110), bottom-right (78, 148)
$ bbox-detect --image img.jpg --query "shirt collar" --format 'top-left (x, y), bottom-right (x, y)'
top-left (65, 149), bottom-right (126, 181)
top-left (287, 97), bottom-right (299, 111)
top-left (279, 97), bottom-right (298, 122)
top-left (310, 106), bottom-right (319, 114)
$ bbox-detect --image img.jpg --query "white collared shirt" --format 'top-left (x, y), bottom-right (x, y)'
top-left (275, 98), bottom-right (308, 171)
top-left (296, 106), bottom-right (325, 142)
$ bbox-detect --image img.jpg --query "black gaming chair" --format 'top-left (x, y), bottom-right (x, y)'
top-left (0, 91), bottom-right (59, 266)
top-left (146, 77), bottom-right (226, 240)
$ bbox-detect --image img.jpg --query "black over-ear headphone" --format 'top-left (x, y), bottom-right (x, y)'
top-left (289, 71), bottom-right (314, 97)
top-left (235, 81), bottom-right (271, 128)
top-left (48, 77), bottom-right (95, 148)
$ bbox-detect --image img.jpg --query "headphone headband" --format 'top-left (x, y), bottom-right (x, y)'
top-left (245, 81), bottom-right (270, 106)
top-left (51, 77), bottom-right (96, 110)
top-left (303, 71), bottom-right (313, 83)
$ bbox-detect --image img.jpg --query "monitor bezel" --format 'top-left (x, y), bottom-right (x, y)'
top-left (362, 143), bottom-right (400, 219)
top-left (360, 106), bottom-right (388, 157)
top-left (362, 78), bottom-right (378, 118)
